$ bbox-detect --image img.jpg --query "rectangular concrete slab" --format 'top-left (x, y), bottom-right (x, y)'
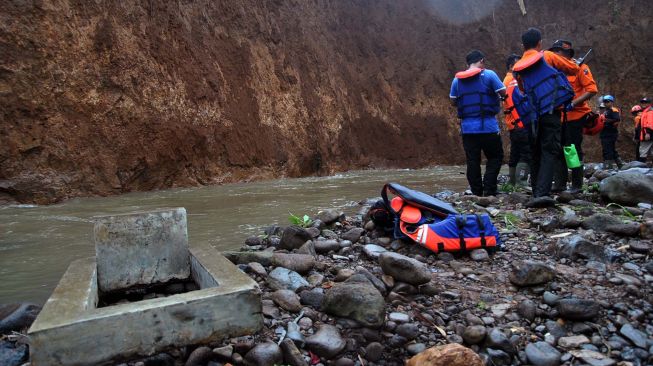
top-left (94, 207), bottom-right (190, 292)
top-left (29, 243), bottom-right (262, 366)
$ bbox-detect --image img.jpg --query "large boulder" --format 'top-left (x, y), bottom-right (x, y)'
top-left (321, 276), bottom-right (385, 328)
top-left (580, 213), bottom-right (624, 232)
top-left (405, 344), bottom-right (484, 366)
top-left (509, 261), bottom-right (556, 287)
top-left (279, 226), bottom-right (313, 250)
top-left (379, 252), bottom-right (432, 285)
top-left (554, 235), bottom-right (620, 263)
top-left (600, 170), bottom-right (653, 206)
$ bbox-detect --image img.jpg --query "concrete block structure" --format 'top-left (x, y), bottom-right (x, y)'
top-left (28, 208), bottom-right (262, 366)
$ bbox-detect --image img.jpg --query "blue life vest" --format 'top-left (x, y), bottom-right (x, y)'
top-left (454, 68), bottom-right (501, 120)
top-left (511, 87), bottom-right (537, 126)
top-left (512, 53), bottom-right (574, 117)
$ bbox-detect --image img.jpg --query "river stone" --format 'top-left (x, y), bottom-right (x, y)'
top-left (486, 348), bottom-right (512, 366)
top-left (606, 223), bottom-right (641, 237)
top-left (223, 250), bottom-right (274, 266)
top-left (270, 289), bottom-right (302, 312)
top-left (267, 267), bottom-right (309, 291)
top-left (272, 253), bottom-right (315, 274)
top-left (485, 328), bottom-right (516, 355)
top-left (470, 248), bottom-right (489, 261)
top-left (363, 244), bottom-right (388, 259)
top-left (405, 343), bottom-right (484, 366)
top-left (396, 323), bottom-right (420, 340)
top-left (316, 209), bottom-right (343, 225)
top-left (299, 288), bottom-right (324, 308)
top-left (280, 226), bottom-right (313, 250)
top-left (364, 342), bottom-right (384, 361)
top-left (185, 346), bottom-right (213, 366)
top-left (620, 324), bottom-right (648, 348)
top-left (244, 341), bottom-right (283, 366)
top-left (341, 228), bottom-right (365, 242)
top-left (355, 266), bottom-right (388, 296)
top-left (555, 235), bottom-right (613, 263)
top-left (558, 335), bottom-right (590, 348)
top-left (305, 324), bottom-right (346, 359)
top-left (244, 236), bottom-right (262, 246)
top-left (525, 342), bottom-right (561, 366)
top-left (280, 338), bottom-right (308, 366)
top-left (0, 341), bottom-right (28, 366)
top-left (569, 349), bottom-right (616, 366)
top-left (0, 303), bottom-right (41, 334)
top-left (248, 262), bottom-right (267, 276)
top-left (314, 239), bottom-right (340, 254)
top-left (581, 214), bottom-right (623, 232)
top-left (600, 171), bottom-right (653, 206)
top-left (629, 240), bottom-right (652, 254)
top-left (379, 252), bottom-right (432, 285)
top-left (517, 299), bottom-right (537, 321)
top-left (462, 325), bottom-right (487, 345)
top-left (321, 277), bottom-right (385, 327)
top-left (642, 220), bottom-right (653, 239)
top-left (406, 343), bottom-right (427, 356)
top-left (509, 260), bottom-right (556, 286)
top-left (557, 299), bottom-right (600, 320)
top-left (296, 240), bottom-right (317, 256)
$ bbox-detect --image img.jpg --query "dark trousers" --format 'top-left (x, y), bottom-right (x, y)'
top-left (508, 128), bottom-right (532, 167)
top-left (462, 133), bottom-right (504, 196)
top-left (554, 115), bottom-right (586, 188)
top-left (600, 133), bottom-right (619, 161)
top-left (531, 112), bottom-right (562, 197)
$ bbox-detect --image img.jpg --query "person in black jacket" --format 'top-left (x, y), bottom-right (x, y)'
top-left (599, 95), bottom-right (622, 169)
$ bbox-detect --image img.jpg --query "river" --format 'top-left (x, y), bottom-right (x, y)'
top-left (0, 167), bottom-right (468, 304)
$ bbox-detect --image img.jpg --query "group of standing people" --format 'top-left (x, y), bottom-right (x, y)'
top-left (450, 27), bottom-right (653, 200)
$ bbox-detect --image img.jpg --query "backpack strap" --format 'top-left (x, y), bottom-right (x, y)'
top-left (475, 215), bottom-right (487, 249)
top-left (456, 214), bottom-right (467, 251)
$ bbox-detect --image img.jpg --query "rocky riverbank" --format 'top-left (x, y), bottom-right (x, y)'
top-left (2, 164), bottom-right (653, 366)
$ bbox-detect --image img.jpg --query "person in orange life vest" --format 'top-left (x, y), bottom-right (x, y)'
top-left (449, 50), bottom-right (507, 197)
top-left (503, 53), bottom-right (531, 188)
top-left (639, 97), bottom-right (653, 164)
top-left (600, 95), bottom-right (622, 169)
top-left (549, 40), bottom-right (598, 194)
top-left (632, 105), bottom-right (643, 161)
top-left (513, 28), bottom-right (579, 199)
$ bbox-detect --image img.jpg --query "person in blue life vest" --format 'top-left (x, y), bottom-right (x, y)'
top-left (512, 28), bottom-right (579, 200)
top-left (599, 94), bottom-right (623, 169)
top-left (449, 50), bottom-right (507, 197)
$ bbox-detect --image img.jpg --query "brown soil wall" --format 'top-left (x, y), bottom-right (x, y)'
top-left (1, 0), bottom-right (651, 203)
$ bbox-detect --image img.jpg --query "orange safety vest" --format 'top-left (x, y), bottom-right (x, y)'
top-left (641, 106), bottom-right (653, 141)
top-left (503, 73), bottom-right (524, 130)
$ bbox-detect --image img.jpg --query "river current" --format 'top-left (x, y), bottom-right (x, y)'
top-left (0, 167), bottom-right (468, 304)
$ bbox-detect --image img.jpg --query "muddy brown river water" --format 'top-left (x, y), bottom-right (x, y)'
top-left (0, 167), bottom-right (468, 304)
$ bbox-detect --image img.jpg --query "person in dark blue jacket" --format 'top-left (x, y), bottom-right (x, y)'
top-left (450, 50), bottom-right (507, 196)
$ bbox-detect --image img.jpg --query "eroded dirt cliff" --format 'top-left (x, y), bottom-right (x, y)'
top-left (1, 0), bottom-right (651, 204)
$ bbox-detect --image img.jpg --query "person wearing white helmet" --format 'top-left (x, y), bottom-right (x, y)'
top-left (599, 95), bottom-right (622, 169)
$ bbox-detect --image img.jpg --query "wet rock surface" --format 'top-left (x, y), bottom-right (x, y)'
top-left (3, 164), bottom-right (653, 366)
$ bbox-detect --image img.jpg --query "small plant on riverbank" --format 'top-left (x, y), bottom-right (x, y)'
top-left (499, 183), bottom-right (516, 193)
top-left (583, 182), bottom-right (600, 194)
top-left (288, 212), bottom-right (313, 227)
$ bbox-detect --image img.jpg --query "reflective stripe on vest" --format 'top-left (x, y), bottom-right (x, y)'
top-left (513, 52), bottom-right (575, 116)
top-left (455, 69), bottom-right (501, 120)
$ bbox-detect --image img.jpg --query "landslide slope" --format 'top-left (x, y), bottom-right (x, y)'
top-left (1, 0), bottom-right (651, 203)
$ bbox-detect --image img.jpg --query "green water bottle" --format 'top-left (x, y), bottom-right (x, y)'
top-left (564, 144), bottom-right (581, 169)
